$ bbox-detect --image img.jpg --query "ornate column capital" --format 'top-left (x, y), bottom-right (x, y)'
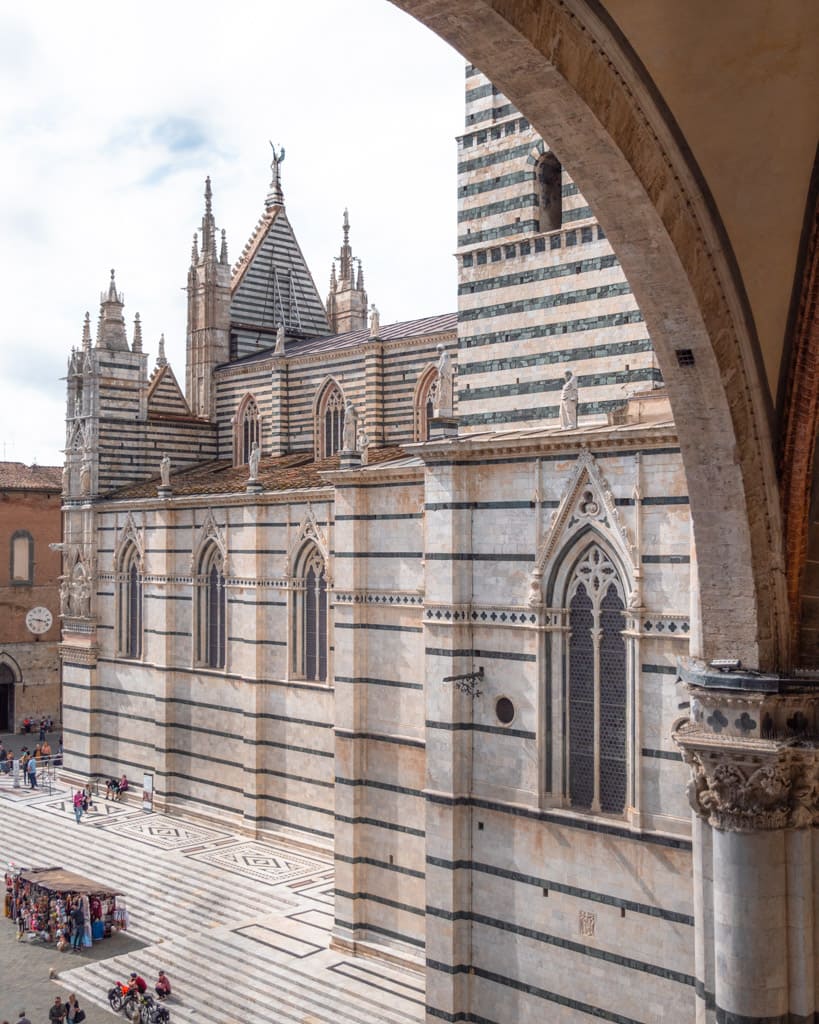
top-left (673, 687), bottom-right (819, 831)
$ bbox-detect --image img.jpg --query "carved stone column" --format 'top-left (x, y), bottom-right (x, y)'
top-left (673, 678), bottom-right (819, 1023)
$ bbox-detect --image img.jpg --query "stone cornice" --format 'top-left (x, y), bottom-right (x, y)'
top-left (406, 425), bottom-right (679, 463)
top-left (93, 485), bottom-right (336, 514)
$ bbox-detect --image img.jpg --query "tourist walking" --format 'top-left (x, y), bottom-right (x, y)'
top-left (48, 996), bottom-right (65, 1022)
top-left (70, 901), bottom-right (84, 951)
top-left (27, 752), bottom-right (37, 789)
top-left (64, 994), bottom-right (84, 1023)
top-left (72, 789), bottom-right (84, 823)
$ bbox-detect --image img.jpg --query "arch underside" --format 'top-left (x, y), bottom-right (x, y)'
top-left (392, 0), bottom-right (791, 669)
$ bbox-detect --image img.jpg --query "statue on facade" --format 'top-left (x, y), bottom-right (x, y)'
top-left (343, 400), bottom-right (359, 451)
top-left (559, 370), bottom-right (578, 429)
top-left (356, 425), bottom-right (370, 464)
top-left (160, 453), bottom-right (171, 488)
top-left (433, 345), bottom-right (453, 417)
top-left (248, 440), bottom-right (261, 481)
top-left (369, 304), bottom-right (380, 338)
top-left (274, 323), bottom-right (286, 356)
top-left (59, 578), bottom-right (70, 617)
top-left (79, 458), bottom-right (91, 496)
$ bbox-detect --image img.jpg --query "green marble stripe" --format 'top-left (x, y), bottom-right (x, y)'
top-left (458, 141), bottom-right (537, 173)
top-left (458, 366), bottom-right (659, 403)
top-left (459, 309), bottom-right (646, 352)
top-left (458, 254), bottom-right (619, 295)
top-left (459, 220), bottom-right (541, 246)
top-left (458, 192), bottom-right (538, 223)
top-left (459, 281), bottom-right (633, 323)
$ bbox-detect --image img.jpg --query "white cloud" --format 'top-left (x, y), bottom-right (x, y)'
top-left (0, 0), bottom-right (465, 466)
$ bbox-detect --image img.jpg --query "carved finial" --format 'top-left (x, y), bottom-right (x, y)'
top-left (132, 313), bottom-right (143, 353)
top-left (356, 260), bottom-right (365, 290)
top-left (220, 228), bottom-right (228, 265)
top-left (81, 312), bottom-right (92, 352)
top-left (191, 232), bottom-right (199, 263)
top-left (205, 176), bottom-right (213, 217)
top-left (329, 263), bottom-right (337, 290)
top-left (107, 268), bottom-right (118, 301)
top-left (343, 208), bottom-right (350, 246)
top-left (266, 142), bottom-right (285, 208)
top-left (157, 334), bottom-right (167, 367)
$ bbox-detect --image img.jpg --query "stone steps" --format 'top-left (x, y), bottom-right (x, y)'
top-left (0, 790), bottom-right (424, 1023)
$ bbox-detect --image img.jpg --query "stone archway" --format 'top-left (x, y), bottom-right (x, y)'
top-left (392, 0), bottom-right (789, 669)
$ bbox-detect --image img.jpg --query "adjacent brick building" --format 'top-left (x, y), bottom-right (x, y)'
top-left (0, 461), bottom-right (63, 732)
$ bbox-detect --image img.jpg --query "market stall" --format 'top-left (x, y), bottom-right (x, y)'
top-left (4, 866), bottom-right (126, 949)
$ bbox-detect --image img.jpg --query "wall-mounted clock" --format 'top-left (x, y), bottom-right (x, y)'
top-left (25, 606), bottom-right (53, 635)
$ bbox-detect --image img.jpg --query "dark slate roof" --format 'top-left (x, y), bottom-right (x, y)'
top-left (110, 447), bottom-right (409, 500)
top-left (223, 311), bottom-right (458, 369)
top-left (0, 462), bottom-right (62, 491)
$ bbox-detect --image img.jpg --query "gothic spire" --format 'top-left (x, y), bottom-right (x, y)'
top-left (220, 228), bottom-right (228, 265)
top-left (132, 313), bottom-right (143, 353)
top-left (191, 232), bottom-right (199, 264)
top-left (97, 269), bottom-right (129, 351)
top-left (157, 334), bottom-right (167, 368)
top-left (81, 312), bottom-right (92, 352)
top-left (201, 177), bottom-right (217, 261)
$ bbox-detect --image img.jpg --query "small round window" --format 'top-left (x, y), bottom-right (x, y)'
top-left (496, 697), bottom-right (515, 725)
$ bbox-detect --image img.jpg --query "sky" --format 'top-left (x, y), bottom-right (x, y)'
top-left (0, 1), bottom-right (465, 467)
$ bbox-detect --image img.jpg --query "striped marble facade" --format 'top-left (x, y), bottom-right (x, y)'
top-left (59, 66), bottom-right (701, 1024)
top-left (457, 66), bottom-right (658, 431)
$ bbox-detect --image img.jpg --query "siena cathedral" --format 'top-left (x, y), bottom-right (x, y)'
top-left (61, 69), bottom-right (706, 1022)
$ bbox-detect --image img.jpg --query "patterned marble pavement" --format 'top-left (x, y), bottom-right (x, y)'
top-left (0, 780), bottom-right (424, 1023)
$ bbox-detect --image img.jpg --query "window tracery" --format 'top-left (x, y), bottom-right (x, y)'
top-left (235, 395), bottom-right (261, 467)
top-left (197, 543), bottom-right (226, 669)
top-left (292, 543), bottom-right (327, 682)
top-left (317, 383), bottom-right (344, 459)
top-left (117, 543), bottom-right (142, 659)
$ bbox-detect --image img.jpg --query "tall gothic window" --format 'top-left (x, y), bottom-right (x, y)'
top-left (293, 543), bottom-right (327, 682)
top-left (117, 544), bottom-right (142, 659)
top-left (197, 544), bottom-right (226, 669)
top-left (535, 152), bottom-right (562, 233)
top-left (413, 365), bottom-right (439, 441)
top-left (318, 384), bottom-right (344, 459)
top-left (567, 545), bottom-right (627, 815)
top-left (236, 395), bottom-right (260, 466)
top-left (10, 530), bottom-right (33, 585)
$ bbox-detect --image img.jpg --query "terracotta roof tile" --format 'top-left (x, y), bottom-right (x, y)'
top-left (110, 447), bottom-right (408, 500)
top-left (0, 462), bottom-right (62, 491)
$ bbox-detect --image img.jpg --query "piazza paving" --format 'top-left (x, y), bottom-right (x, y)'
top-left (0, 771), bottom-right (424, 1023)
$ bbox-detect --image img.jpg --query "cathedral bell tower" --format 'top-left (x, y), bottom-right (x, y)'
top-left (325, 209), bottom-right (368, 333)
top-left (185, 177), bottom-right (231, 420)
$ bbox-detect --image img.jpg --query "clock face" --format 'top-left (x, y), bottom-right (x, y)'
top-left (25, 606), bottom-right (53, 635)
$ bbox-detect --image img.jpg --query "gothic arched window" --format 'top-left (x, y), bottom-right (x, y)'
top-left (235, 395), bottom-right (261, 466)
top-left (566, 545), bottom-right (627, 815)
top-left (413, 365), bottom-right (439, 441)
top-left (293, 543), bottom-right (327, 682)
top-left (197, 544), bottom-right (226, 669)
top-left (535, 152), bottom-right (562, 233)
top-left (117, 543), bottom-right (142, 659)
top-left (317, 383), bottom-right (344, 459)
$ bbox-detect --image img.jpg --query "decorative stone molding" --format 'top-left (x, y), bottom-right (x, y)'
top-left (673, 689), bottom-right (819, 831)
top-left (424, 604), bottom-right (539, 627)
top-left (335, 590), bottom-right (424, 607)
top-left (528, 450), bottom-right (637, 607)
top-left (288, 503), bottom-right (329, 570)
top-left (640, 614), bottom-right (690, 638)
top-left (59, 642), bottom-right (99, 665)
top-left (191, 508), bottom-right (228, 574)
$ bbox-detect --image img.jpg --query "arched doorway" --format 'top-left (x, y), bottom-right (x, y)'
top-left (0, 662), bottom-right (16, 732)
